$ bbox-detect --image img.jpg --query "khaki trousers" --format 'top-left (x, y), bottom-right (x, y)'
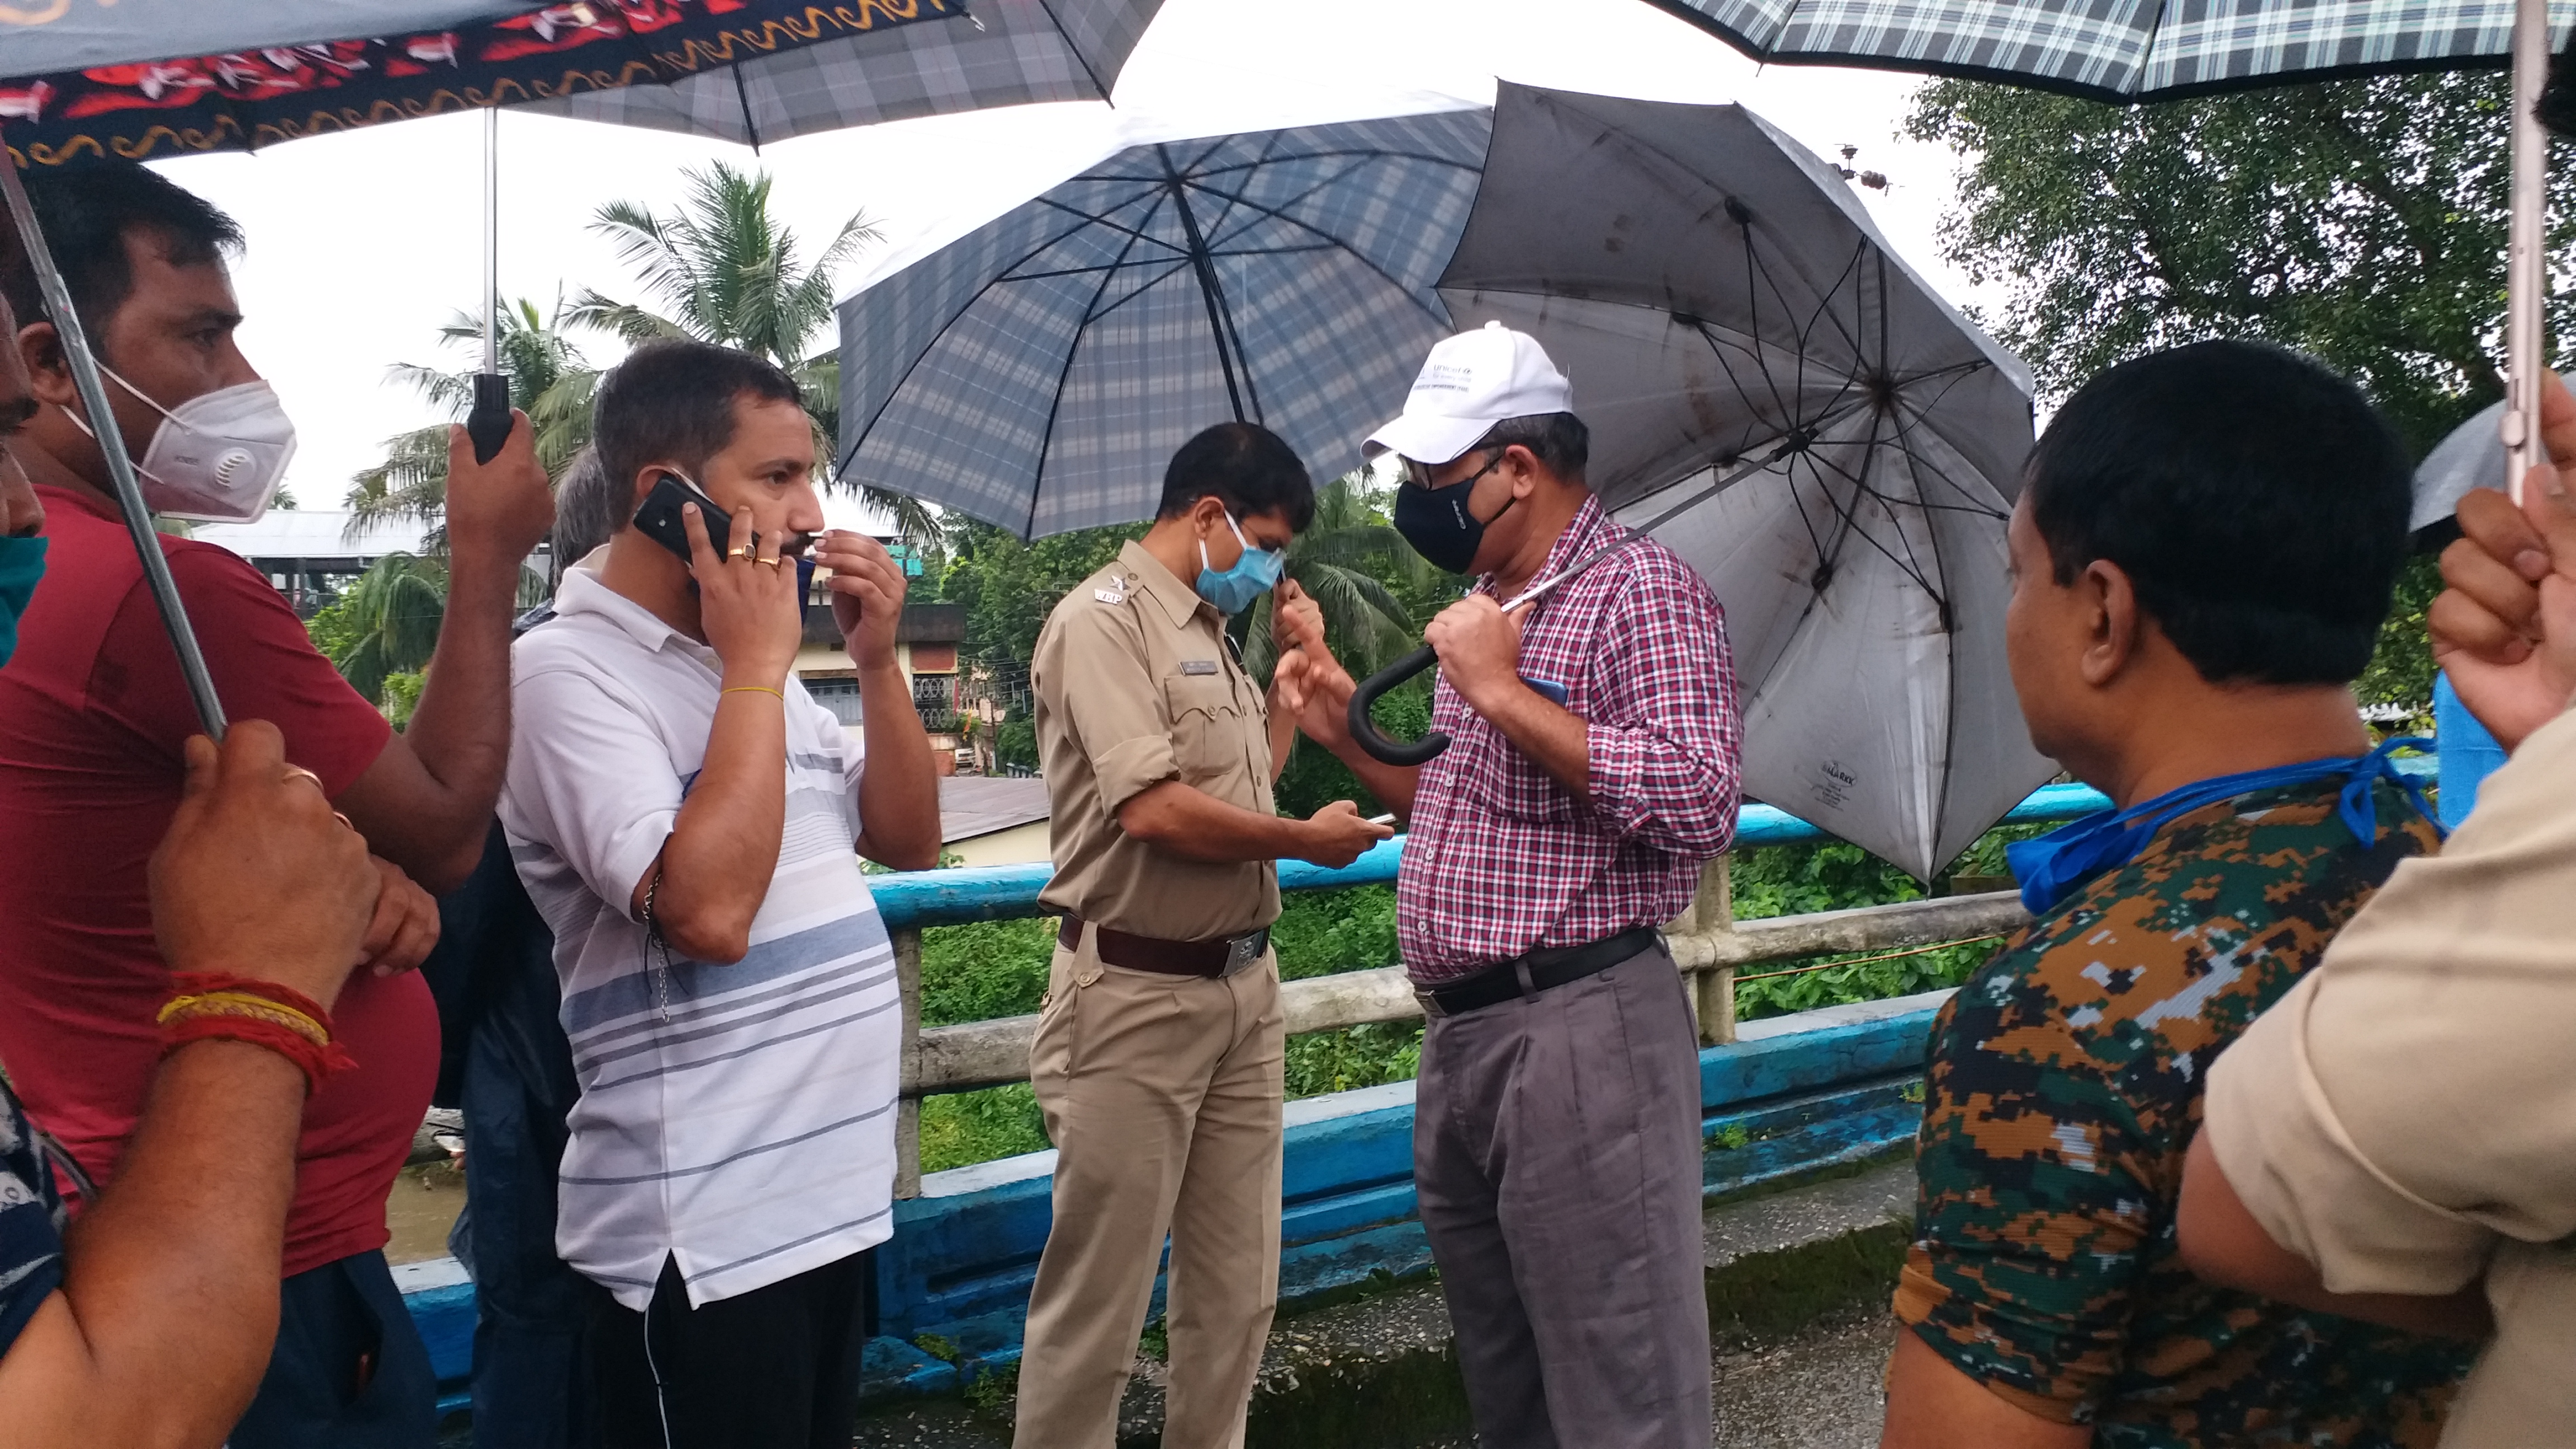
top-left (1012, 924), bottom-right (1285, 1449)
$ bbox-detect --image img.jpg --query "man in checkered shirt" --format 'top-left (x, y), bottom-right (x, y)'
top-left (1291, 324), bottom-right (1742, 1449)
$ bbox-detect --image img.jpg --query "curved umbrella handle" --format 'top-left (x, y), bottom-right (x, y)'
top-left (1347, 645), bottom-right (1449, 766)
top-left (466, 372), bottom-right (513, 465)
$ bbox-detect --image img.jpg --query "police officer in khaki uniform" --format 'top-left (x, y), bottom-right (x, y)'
top-left (1016, 423), bottom-right (1393, 1448)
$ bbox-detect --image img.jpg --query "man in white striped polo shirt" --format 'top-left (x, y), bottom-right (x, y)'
top-left (500, 339), bottom-right (940, 1447)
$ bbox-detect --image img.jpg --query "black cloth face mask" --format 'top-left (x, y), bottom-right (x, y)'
top-left (1393, 451), bottom-right (1513, 575)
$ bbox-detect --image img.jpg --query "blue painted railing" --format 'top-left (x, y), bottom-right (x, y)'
top-left (869, 780), bottom-right (2133, 930)
top-left (413, 760), bottom-right (2441, 1420)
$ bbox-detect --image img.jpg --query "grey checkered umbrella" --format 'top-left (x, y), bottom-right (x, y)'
top-left (1655, 0), bottom-right (2558, 100)
top-left (1654, 0), bottom-right (2568, 513)
top-left (529, 0), bottom-right (1162, 146)
top-left (835, 110), bottom-right (1492, 538)
top-left (1442, 84), bottom-right (2049, 878)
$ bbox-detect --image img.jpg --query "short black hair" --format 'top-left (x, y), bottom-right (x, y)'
top-left (1474, 412), bottom-right (1588, 481)
top-left (0, 159), bottom-right (243, 347)
top-left (591, 338), bottom-right (805, 504)
top-left (1157, 422), bottom-right (1315, 532)
top-left (550, 447), bottom-right (623, 568)
top-left (2026, 339), bottom-right (2411, 686)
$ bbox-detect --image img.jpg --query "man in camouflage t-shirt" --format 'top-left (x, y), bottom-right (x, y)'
top-left (1881, 343), bottom-right (2478, 1449)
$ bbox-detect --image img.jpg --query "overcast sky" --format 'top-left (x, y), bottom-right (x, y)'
top-left (148, 0), bottom-right (1993, 523)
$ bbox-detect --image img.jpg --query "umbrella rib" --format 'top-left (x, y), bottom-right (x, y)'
top-left (1020, 211), bottom-right (1162, 541)
top-left (1033, 0), bottom-right (1114, 100)
top-left (1159, 145), bottom-right (1257, 423)
top-left (1178, 168), bottom-right (1472, 328)
top-left (1803, 442), bottom-right (1949, 607)
top-left (842, 184), bottom-right (1168, 462)
top-left (1030, 195), bottom-right (1190, 264)
top-left (1886, 387), bottom-right (2010, 519)
top-left (1195, 151), bottom-right (1377, 252)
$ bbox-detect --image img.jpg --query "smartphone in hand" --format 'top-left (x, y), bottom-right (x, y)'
top-left (632, 469), bottom-right (731, 563)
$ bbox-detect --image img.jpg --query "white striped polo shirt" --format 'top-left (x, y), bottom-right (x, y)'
top-left (500, 565), bottom-right (899, 1310)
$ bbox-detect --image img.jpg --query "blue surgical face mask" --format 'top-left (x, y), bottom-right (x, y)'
top-left (1195, 510), bottom-right (1284, 616)
top-left (0, 534), bottom-right (48, 670)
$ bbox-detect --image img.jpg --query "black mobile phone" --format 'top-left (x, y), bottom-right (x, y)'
top-left (632, 469), bottom-right (733, 564)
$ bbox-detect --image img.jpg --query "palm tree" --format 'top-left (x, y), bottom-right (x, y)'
top-left (314, 552), bottom-right (448, 707)
top-left (1242, 471), bottom-right (1444, 682)
top-left (565, 161), bottom-right (938, 547)
top-left (347, 297), bottom-right (596, 541)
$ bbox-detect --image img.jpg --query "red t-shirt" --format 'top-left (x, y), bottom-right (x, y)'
top-left (0, 485), bottom-right (437, 1277)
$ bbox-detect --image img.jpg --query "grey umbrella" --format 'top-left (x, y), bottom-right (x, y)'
top-left (834, 108), bottom-right (1492, 538)
top-left (2415, 400), bottom-right (2510, 533)
top-left (1438, 83), bottom-right (2050, 880)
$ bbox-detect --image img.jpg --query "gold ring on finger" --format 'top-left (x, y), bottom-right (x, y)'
top-left (756, 556), bottom-right (783, 569)
top-left (283, 765), bottom-right (326, 792)
top-left (728, 544), bottom-right (755, 561)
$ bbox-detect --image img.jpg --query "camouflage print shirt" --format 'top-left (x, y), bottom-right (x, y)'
top-left (1895, 777), bottom-right (2475, 1447)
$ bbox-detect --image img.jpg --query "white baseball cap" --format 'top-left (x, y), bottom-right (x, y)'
top-left (1362, 321), bottom-right (1574, 466)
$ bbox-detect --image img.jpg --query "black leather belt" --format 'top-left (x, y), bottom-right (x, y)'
top-left (1415, 926), bottom-right (1664, 1018)
top-left (1057, 915), bottom-right (1271, 979)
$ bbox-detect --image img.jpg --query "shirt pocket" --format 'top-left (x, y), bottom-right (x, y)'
top-left (1164, 672), bottom-right (1247, 787)
top-left (1464, 720), bottom-right (1581, 825)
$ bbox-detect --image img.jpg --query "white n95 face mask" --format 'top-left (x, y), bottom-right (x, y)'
top-left (67, 367), bottom-right (298, 524)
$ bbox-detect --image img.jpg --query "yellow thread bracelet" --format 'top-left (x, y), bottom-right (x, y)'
top-left (721, 685), bottom-right (784, 700)
top-left (157, 991), bottom-right (331, 1048)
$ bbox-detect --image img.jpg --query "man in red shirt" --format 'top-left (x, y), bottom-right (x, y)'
top-left (0, 160), bottom-right (552, 1446)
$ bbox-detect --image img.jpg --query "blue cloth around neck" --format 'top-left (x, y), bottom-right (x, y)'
top-left (2004, 737), bottom-right (2437, 917)
top-left (2432, 673), bottom-right (2507, 828)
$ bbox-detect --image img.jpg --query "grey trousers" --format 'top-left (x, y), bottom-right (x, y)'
top-left (1413, 943), bottom-right (1712, 1449)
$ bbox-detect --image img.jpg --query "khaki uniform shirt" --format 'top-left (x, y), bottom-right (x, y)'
top-left (2206, 707), bottom-right (2576, 1447)
top-left (1031, 540), bottom-right (1279, 940)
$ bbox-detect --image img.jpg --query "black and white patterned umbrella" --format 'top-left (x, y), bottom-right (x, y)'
top-left (835, 109), bottom-right (1493, 539)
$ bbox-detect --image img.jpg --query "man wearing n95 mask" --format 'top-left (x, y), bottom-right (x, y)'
top-left (0, 159), bottom-right (553, 1447)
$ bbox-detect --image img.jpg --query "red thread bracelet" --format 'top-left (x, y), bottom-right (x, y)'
top-left (159, 972), bottom-right (356, 1091)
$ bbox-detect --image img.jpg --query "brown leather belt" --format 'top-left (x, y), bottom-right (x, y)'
top-left (1057, 915), bottom-right (1271, 979)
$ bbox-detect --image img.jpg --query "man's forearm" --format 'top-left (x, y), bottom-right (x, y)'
top-left (0, 1042), bottom-right (306, 1449)
top-left (650, 688), bottom-right (790, 962)
top-left (854, 661), bottom-right (940, 870)
top-left (1120, 780), bottom-right (1310, 864)
top-left (2177, 1134), bottom-right (2493, 1341)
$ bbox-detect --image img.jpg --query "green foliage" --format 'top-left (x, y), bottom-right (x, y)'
top-left (567, 160), bottom-right (931, 545)
top-left (1910, 74), bottom-right (2513, 727)
top-left (935, 519), bottom-right (1145, 670)
top-left (380, 670), bottom-right (426, 731)
top-left (917, 916), bottom-right (1053, 1027)
top-left (917, 1084), bottom-right (1050, 1174)
top-left (1726, 825), bottom-right (2048, 1022)
top-left (309, 552), bottom-right (447, 708)
top-left (348, 296), bottom-right (598, 532)
top-left (1271, 685), bottom-right (1430, 820)
top-left (2356, 553), bottom-right (2445, 713)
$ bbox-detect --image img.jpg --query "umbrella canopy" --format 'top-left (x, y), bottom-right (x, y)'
top-left (835, 109), bottom-right (1491, 538)
top-left (1441, 83), bottom-right (2048, 879)
top-left (1654, 0), bottom-right (2559, 101)
top-left (0, 0), bottom-right (1159, 167)
top-left (1651, 0), bottom-right (2565, 516)
top-left (529, 0), bottom-right (1162, 146)
top-left (1, 0), bottom-right (1170, 734)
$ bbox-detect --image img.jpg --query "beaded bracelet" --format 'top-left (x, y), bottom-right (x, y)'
top-left (158, 972), bottom-right (356, 1092)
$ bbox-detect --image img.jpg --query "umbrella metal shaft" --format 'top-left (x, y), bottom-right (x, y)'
top-left (2506, 0), bottom-right (2551, 504)
top-left (0, 124), bottom-right (226, 737)
top-left (482, 106), bottom-right (500, 374)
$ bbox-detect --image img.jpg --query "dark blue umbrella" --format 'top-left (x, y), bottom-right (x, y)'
top-left (835, 109), bottom-right (1493, 538)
